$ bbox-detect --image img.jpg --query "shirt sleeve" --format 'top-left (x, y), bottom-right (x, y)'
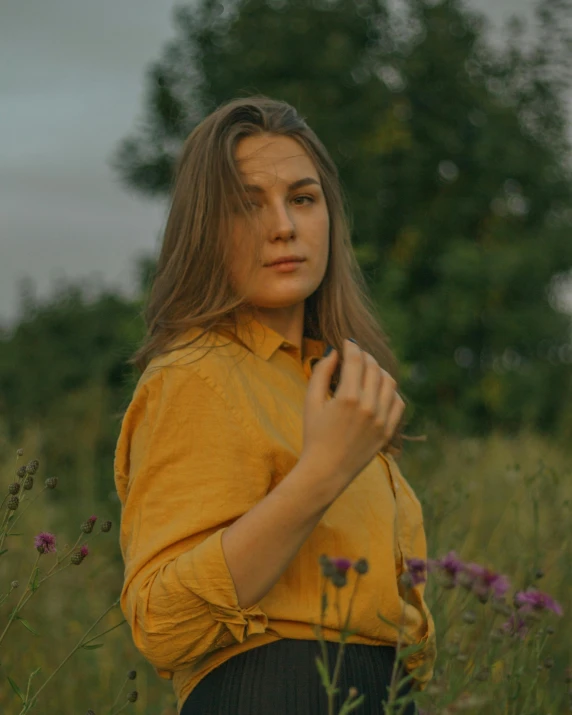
top-left (114, 363), bottom-right (271, 676)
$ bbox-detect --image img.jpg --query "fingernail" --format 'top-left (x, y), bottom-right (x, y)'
top-left (323, 345), bottom-right (334, 357)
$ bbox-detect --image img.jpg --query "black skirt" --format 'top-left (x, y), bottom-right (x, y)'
top-left (181, 638), bottom-right (417, 714)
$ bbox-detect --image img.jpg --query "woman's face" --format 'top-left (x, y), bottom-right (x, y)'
top-left (229, 133), bottom-right (330, 328)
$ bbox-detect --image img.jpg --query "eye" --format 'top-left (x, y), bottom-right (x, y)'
top-left (293, 195), bottom-right (315, 206)
top-left (243, 195), bottom-right (315, 210)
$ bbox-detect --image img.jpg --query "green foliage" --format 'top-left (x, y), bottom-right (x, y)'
top-left (0, 283), bottom-right (145, 507)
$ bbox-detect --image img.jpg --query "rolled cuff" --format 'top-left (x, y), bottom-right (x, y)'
top-left (177, 527), bottom-right (269, 643)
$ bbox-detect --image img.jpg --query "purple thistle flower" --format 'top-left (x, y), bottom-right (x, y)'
top-left (502, 612), bottom-right (529, 640)
top-left (34, 532), bottom-right (56, 555)
top-left (438, 551), bottom-right (465, 579)
top-left (514, 589), bottom-right (563, 616)
top-left (331, 557), bottom-right (353, 574)
top-left (463, 563), bottom-right (511, 600)
top-left (87, 515), bottom-right (98, 524)
top-left (405, 557), bottom-right (427, 586)
top-left (80, 544), bottom-right (89, 558)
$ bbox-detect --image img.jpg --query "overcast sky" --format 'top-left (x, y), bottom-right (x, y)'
top-left (2, 0), bottom-right (568, 334)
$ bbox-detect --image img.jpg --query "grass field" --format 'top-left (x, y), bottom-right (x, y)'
top-left (0, 427), bottom-right (570, 714)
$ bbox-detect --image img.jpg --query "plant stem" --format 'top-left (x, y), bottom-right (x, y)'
top-left (107, 675), bottom-right (128, 714)
top-left (1, 488), bottom-right (48, 549)
top-left (82, 618), bottom-right (127, 647)
top-left (0, 553), bottom-right (41, 648)
top-left (21, 597), bottom-right (121, 713)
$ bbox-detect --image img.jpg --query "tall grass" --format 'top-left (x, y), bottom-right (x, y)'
top-left (0, 427), bottom-right (569, 713)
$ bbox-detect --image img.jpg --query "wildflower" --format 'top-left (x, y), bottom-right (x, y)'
top-left (11, 581), bottom-right (19, 590)
top-left (23, 476), bottom-right (34, 490)
top-left (501, 612), bottom-right (528, 640)
top-left (462, 563), bottom-right (510, 602)
top-left (101, 520), bottom-right (112, 533)
top-left (16, 448), bottom-right (23, 457)
top-left (127, 670), bottom-right (137, 680)
top-left (429, 550), bottom-right (464, 588)
top-left (127, 691), bottom-right (138, 703)
top-left (34, 532), bottom-right (56, 555)
top-left (405, 557), bottom-right (427, 586)
top-left (514, 588), bottom-right (563, 616)
top-left (331, 557), bottom-right (353, 574)
top-left (80, 544), bottom-right (89, 558)
top-left (17, 465), bottom-right (27, 479)
top-left (45, 477), bottom-right (58, 489)
top-left (8, 482), bottom-right (20, 495)
top-left (437, 551), bottom-right (465, 579)
top-left (7, 496), bottom-right (19, 510)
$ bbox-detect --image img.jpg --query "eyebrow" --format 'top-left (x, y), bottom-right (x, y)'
top-left (241, 177), bottom-right (321, 193)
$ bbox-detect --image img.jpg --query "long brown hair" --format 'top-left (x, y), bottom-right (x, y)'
top-left (129, 94), bottom-right (422, 457)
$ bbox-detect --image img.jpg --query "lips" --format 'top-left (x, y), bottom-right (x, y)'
top-left (266, 257), bottom-right (305, 266)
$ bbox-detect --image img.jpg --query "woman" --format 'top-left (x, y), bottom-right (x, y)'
top-left (114, 95), bottom-right (436, 714)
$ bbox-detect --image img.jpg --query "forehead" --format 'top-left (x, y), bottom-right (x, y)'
top-left (234, 134), bottom-right (318, 183)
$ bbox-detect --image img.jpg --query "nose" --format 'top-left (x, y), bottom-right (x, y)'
top-left (266, 201), bottom-right (296, 239)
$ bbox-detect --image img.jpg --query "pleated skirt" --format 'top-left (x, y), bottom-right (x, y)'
top-left (181, 638), bottom-right (417, 715)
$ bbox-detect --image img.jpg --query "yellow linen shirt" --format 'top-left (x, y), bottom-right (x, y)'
top-left (114, 317), bottom-right (436, 713)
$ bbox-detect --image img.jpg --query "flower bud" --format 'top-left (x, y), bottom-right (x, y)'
top-left (101, 520), bottom-right (112, 533)
top-left (81, 521), bottom-right (94, 534)
top-left (331, 571), bottom-right (347, 588)
top-left (546, 626), bottom-right (555, 635)
top-left (16, 448), bottom-right (24, 457)
top-left (71, 551), bottom-right (85, 565)
top-left (348, 686), bottom-right (358, 700)
top-left (353, 558), bottom-right (369, 575)
top-left (535, 568), bottom-right (544, 580)
top-left (399, 571), bottom-right (414, 590)
top-left (7, 495), bottom-right (19, 510)
top-left (26, 460), bottom-right (39, 475)
top-left (127, 670), bottom-right (137, 680)
top-left (127, 691), bottom-right (138, 703)
top-left (23, 476), bottom-right (34, 490)
top-left (17, 465), bottom-right (27, 479)
top-left (462, 610), bottom-right (477, 624)
top-left (8, 482), bottom-right (20, 495)
top-left (45, 477), bottom-right (58, 489)
top-left (11, 581), bottom-right (19, 590)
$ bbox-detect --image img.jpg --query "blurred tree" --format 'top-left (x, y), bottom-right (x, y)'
top-left (0, 281), bottom-right (145, 506)
top-left (110, 0), bottom-right (572, 439)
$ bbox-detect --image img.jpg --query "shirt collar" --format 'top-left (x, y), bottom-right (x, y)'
top-left (214, 311), bottom-right (327, 363)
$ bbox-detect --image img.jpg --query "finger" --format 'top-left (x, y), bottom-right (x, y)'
top-left (380, 393), bottom-right (405, 447)
top-left (361, 353), bottom-right (383, 415)
top-left (337, 339), bottom-right (365, 401)
top-left (377, 370), bottom-right (398, 420)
